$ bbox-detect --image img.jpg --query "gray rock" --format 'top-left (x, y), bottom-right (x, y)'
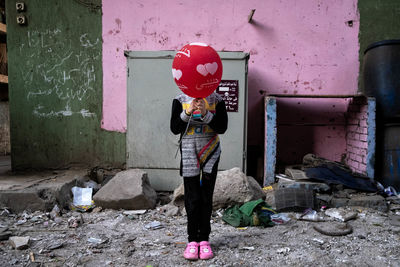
top-left (387, 196), bottom-right (400, 205)
top-left (324, 208), bottom-right (358, 222)
top-left (9, 236), bottom-right (30, 250)
top-left (330, 197), bottom-right (350, 208)
top-left (389, 214), bottom-right (400, 227)
top-left (172, 184), bottom-right (185, 208)
top-left (170, 168), bottom-right (265, 210)
top-left (347, 194), bottom-right (388, 212)
top-left (93, 169), bottom-right (157, 210)
top-left (213, 168), bottom-right (265, 209)
top-left (162, 203), bottom-right (180, 217)
top-left (0, 229), bottom-right (11, 241)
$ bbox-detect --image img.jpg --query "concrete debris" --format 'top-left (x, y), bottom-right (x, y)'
top-left (0, 228), bottom-right (11, 241)
top-left (285, 168), bottom-right (309, 180)
top-left (9, 236), bottom-right (30, 250)
top-left (84, 180), bottom-right (101, 192)
top-left (87, 237), bottom-right (107, 245)
top-left (387, 196), bottom-right (400, 204)
top-left (276, 247), bottom-right (290, 254)
top-left (347, 194), bottom-right (388, 212)
top-left (122, 210), bottom-right (147, 216)
top-left (213, 167), bottom-right (265, 209)
top-left (388, 214), bottom-right (400, 227)
top-left (0, 208), bottom-right (10, 216)
top-left (0, 170), bottom-right (87, 213)
top-left (390, 204), bottom-right (400, 211)
top-left (0, 201), bottom-right (397, 266)
top-left (171, 168), bottom-right (265, 210)
top-left (50, 204), bottom-right (61, 219)
top-left (46, 241), bottom-right (64, 251)
top-left (324, 208), bottom-right (358, 222)
top-left (93, 169), bottom-right (157, 210)
top-left (317, 193), bottom-right (388, 212)
top-left (159, 204), bottom-right (180, 217)
top-left (92, 206), bottom-right (102, 213)
top-left (171, 183), bottom-right (185, 208)
top-left (312, 238), bottom-right (325, 245)
top-left (68, 215), bottom-right (83, 228)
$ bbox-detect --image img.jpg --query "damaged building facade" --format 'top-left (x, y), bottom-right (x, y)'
top-left (1, 0), bottom-right (400, 191)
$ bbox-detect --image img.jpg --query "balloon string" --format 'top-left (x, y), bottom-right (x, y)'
top-left (175, 113), bottom-right (193, 158)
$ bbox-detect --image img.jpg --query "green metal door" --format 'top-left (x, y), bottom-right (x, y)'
top-left (126, 51), bottom-right (248, 191)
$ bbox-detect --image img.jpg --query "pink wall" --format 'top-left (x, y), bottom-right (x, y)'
top-left (276, 98), bottom-right (350, 165)
top-left (102, 0), bottom-right (360, 147)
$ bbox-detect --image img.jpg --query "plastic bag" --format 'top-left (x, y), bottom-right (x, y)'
top-left (71, 186), bottom-right (92, 206)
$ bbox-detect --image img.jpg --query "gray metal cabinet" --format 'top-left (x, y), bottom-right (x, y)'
top-left (125, 51), bottom-right (248, 191)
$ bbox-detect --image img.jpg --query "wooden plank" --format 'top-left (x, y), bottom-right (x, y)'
top-left (0, 74), bottom-right (8, 84)
top-left (0, 23), bottom-right (6, 34)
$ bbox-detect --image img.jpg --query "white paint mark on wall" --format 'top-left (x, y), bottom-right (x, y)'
top-left (33, 103), bottom-right (96, 118)
top-left (20, 28), bottom-right (100, 118)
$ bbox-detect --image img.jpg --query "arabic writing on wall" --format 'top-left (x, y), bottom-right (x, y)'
top-left (20, 28), bottom-right (100, 118)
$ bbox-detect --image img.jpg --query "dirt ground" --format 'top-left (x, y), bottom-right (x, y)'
top-left (0, 197), bottom-right (400, 267)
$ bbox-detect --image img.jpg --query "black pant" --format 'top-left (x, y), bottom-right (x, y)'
top-left (183, 170), bottom-right (217, 242)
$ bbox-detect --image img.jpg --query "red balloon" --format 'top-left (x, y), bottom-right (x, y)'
top-left (172, 43), bottom-right (223, 98)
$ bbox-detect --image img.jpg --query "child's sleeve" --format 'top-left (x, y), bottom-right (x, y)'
top-left (170, 99), bottom-right (188, 135)
top-left (207, 100), bottom-right (228, 134)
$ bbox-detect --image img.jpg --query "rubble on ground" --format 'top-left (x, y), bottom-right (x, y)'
top-left (1, 163), bottom-right (399, 266)
top-left (0, 197), bottom-right (399, 266)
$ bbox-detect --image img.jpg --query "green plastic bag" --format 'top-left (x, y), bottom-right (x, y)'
top-left (222, 199), bottom-right (276, 227)
top-left (222, 205), bottom-right (251, 227)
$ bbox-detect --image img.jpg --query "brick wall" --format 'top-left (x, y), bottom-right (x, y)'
top-left (345, 96), bottom-right (375, 176)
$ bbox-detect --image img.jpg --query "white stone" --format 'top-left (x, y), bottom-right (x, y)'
top-left (9, 236), bottom-right (30, 250)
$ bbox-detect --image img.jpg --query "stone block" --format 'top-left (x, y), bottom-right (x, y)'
top-left (93, 169), bottom-right (157, 210)
top-left (9, 236), bottom-right (30, 250)
top-left (347, 194), bottom-right (388, 212)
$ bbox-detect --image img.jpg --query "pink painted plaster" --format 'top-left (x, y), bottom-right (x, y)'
top-left (102, 0), bottom-right (360, 145)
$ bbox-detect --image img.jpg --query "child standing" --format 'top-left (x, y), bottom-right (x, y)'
top-left (170, 91), bottom-right (228, 260)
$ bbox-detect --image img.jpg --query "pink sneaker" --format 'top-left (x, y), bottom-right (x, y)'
top-left (199, 241), bottom-right (213, 260)
top-left (183, 242), bottom-right (199, 260)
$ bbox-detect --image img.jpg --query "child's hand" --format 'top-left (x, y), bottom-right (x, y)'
top-left (186, 100), bottom-right (196, 115)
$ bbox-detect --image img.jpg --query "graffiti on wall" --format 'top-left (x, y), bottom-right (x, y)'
top-left (19, 28), bottom-right (100, 118)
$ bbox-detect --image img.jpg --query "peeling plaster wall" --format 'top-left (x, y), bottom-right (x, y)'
top-left (6, 0), bottom-right (125, 170)
top-left (102, 0), bottom-right (360, 150)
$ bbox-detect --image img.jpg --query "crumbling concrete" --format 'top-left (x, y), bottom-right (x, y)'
top-left (9, 236), bottom-right (30, 250)
top-left (93, 169), bottom-right (157, 210)
top-left (0, 169), bottom-right (87, 213)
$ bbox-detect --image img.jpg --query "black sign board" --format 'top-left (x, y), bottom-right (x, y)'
top-left (216, 80), bottom-right (239, 112)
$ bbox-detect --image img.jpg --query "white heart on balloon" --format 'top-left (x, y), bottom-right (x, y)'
top-left (172, 68), bottom-right (182, 80)
top-left (205, 62), bottom-right (218, 75)
top-left (196, 64), bottom-right (208, 76)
